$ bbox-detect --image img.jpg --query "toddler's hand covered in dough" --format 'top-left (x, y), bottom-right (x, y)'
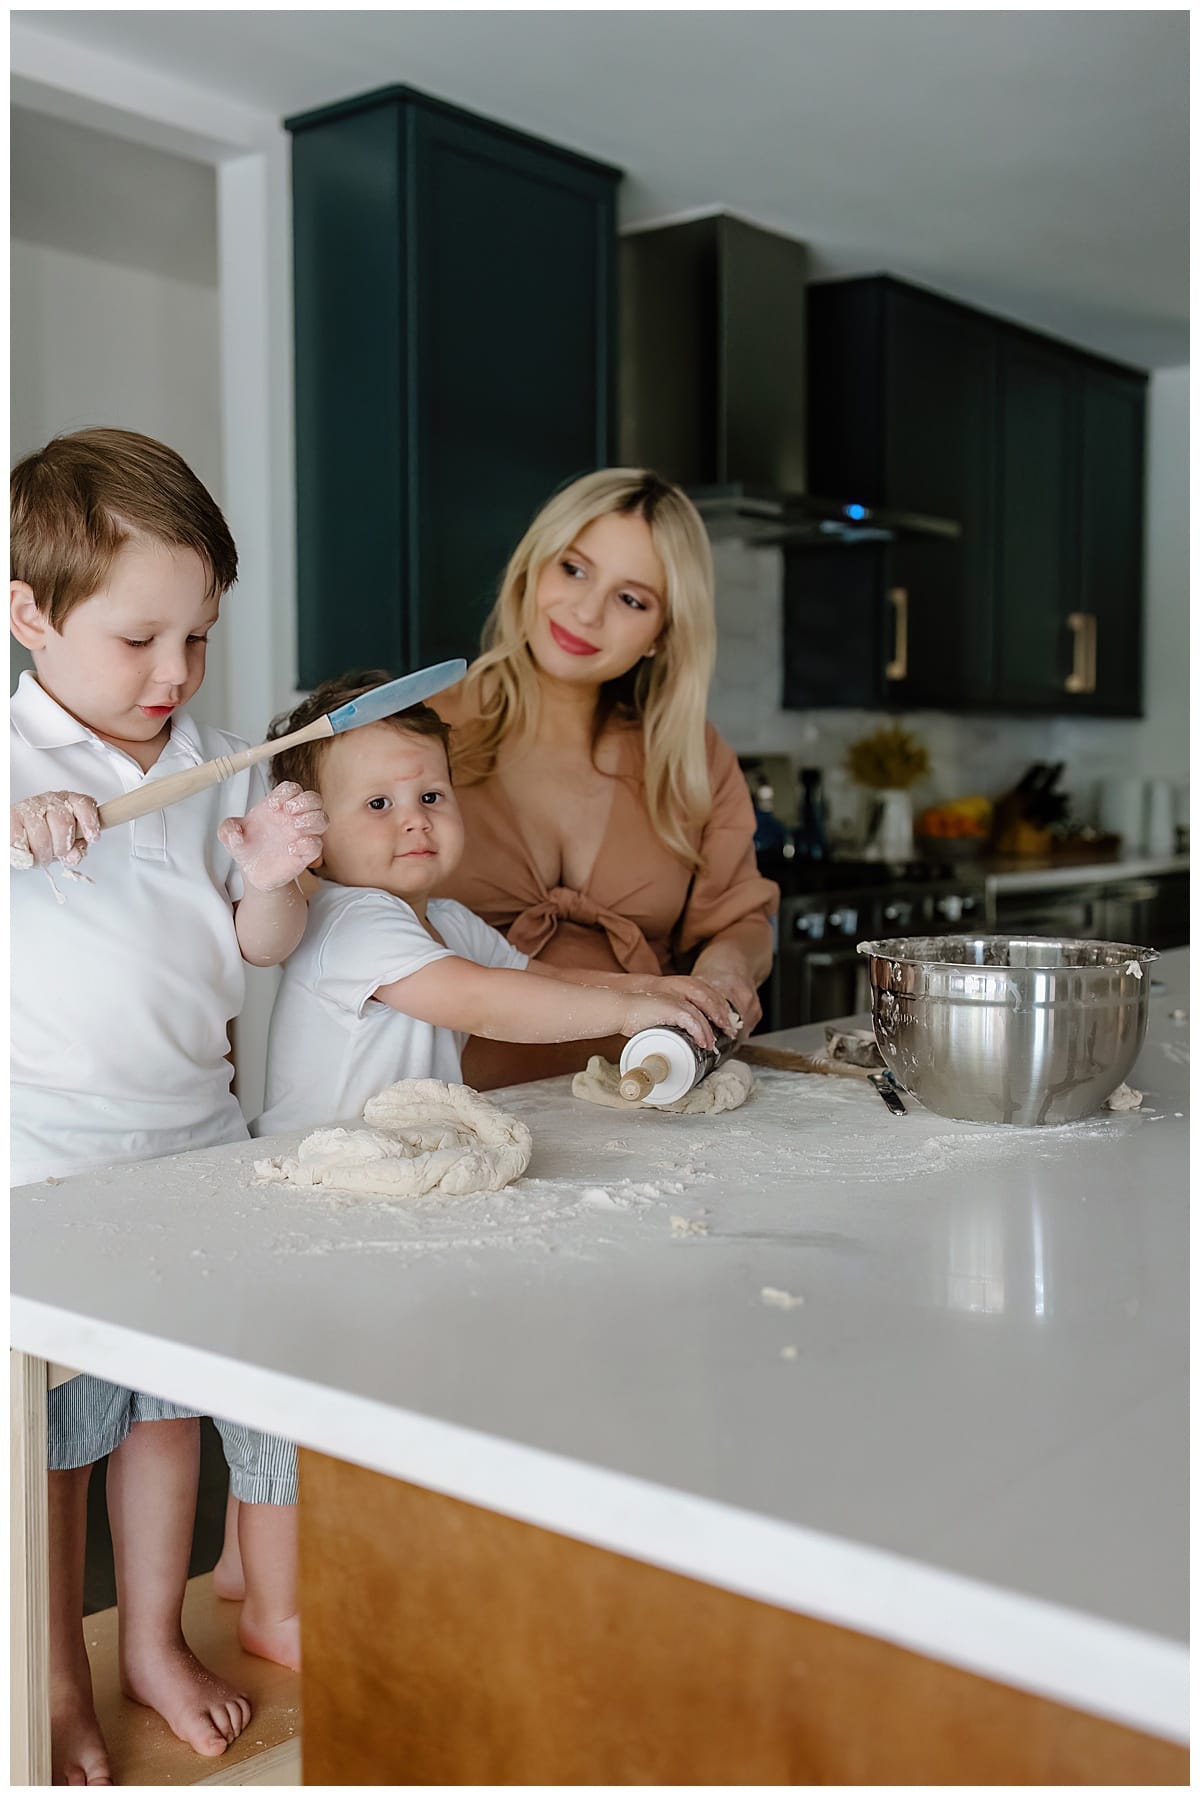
top-left (10, 790), bottom-right (101, 870)
top-left (619, 989), bottom-right (717, 1051)
top-left (218, 781), bottom-right (327, 892)
top-left (612, 973), bottom-right (739, 1040)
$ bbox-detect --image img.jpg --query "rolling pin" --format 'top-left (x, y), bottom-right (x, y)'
top-left (96, 658), bottom-right (466, 830)
top-left (617, 1031), bottom-right (876, 1104)
top-left (618, 1022), bottom-right (741, 1106)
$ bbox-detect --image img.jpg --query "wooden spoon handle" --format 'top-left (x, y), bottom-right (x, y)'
top-left (98, 714), bottom-right (333, 829)
top-left (737, 1043), bottom-right (874, 1082)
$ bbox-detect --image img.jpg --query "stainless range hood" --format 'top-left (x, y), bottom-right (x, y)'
top-left (619, 214), bottom-right (960, 546)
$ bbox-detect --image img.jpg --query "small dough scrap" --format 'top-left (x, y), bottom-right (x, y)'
top-left (761, 1286), bottom-right (805, 1310)
top-left (1105, 1083), bottom-right (1143, 1112)
top-left (572, 1055), bottom-right (753, 1115)
top-left (255, 1078), bottom-right (532, 1197)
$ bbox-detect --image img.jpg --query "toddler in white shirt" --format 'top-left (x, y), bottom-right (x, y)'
top-left (257, 669), bottom-right (737, 1136)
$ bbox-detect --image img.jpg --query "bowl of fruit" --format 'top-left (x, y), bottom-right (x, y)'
top-left (916, 796), bottom-right (993, 860)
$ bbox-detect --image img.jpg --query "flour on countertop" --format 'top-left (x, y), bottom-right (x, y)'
top-left (57, 1057), bottom-right (1145, 1278)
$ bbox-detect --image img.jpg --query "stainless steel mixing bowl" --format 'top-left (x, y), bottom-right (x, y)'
top-left (856, 936), bottom-right (1158, 1126)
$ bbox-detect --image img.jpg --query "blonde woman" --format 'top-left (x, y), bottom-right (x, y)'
top-left (434, 469), bottom-right (779, 1089)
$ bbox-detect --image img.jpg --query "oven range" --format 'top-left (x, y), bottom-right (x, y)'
top-left (757, 861), bottom-right (983, 1032)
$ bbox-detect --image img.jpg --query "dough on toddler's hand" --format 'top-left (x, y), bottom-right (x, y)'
top-left (572, 1055), bottom-right (754, 1115)
top-left (254, 1078), bottom-right (532, 1197)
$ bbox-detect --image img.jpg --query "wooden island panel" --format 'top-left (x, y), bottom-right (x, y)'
top-left (298, 1450), bottom-right (1186, 1786)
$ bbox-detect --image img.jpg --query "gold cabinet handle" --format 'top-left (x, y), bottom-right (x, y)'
top-left (886, 587), bottom-right (908, 681)
top-left (1065, 612), bottom-right (1088, 692)
top-left (1066, 612), bottom-right (1099, 695)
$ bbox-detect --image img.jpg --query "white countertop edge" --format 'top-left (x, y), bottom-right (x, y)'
top-left (983, 855), bottom-right (1189, 895)
top-left (15, 1297), bottom-right (1188, 1746)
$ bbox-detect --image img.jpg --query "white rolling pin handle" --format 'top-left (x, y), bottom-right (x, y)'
top-left (97, 713), bottom-right (333, 831)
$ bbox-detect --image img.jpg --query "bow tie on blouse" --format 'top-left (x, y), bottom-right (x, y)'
top-left (508, 885), bottom-right (660, 975)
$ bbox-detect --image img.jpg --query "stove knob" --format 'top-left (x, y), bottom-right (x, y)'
top-left (828, 907), bottom-right (858, 935)
top-left (937, 894), bottom-right (964, 924)
top-left (883, 902), bottom-right (903, 924)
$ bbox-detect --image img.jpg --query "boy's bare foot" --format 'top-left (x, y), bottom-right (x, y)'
top-left (51, 1667), bottom-right (113, 1786)
top-left (239, 1609), bottom-right (301, 1672)
top-left (119, 1636), bottom-right (251, 1757)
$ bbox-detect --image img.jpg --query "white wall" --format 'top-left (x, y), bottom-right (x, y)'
top-left (10, 236), bottom-right (228, 723)
top-left (709, 365), bottom-right (1190, 835)
top-left (1137, 366), bottom-right (1190, 784)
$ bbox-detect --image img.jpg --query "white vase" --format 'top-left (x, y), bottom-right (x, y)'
top-left (868, 789), bottom-right (915, 862)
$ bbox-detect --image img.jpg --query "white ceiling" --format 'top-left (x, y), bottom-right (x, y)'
top-left (13, 9), bottom-right (1189, 367)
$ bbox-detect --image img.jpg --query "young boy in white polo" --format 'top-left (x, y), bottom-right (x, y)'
top-left (254, 670), bottom-right (736, 1138)
top-left (10, 428), bottom-right (325, 1783)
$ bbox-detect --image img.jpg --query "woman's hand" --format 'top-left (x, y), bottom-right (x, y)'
top-left (687, 949), bottom-right (763, 1038)
top-left (11, 790), bottom-right (101, 869)
top-left (219, 781), bottom-right (327, 893)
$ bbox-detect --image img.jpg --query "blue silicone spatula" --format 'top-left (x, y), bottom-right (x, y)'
top-left (97, 658), bottom-right (467, 830)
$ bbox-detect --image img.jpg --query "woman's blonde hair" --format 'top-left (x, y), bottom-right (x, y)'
top-left (453, 469), bottom-right (716, 867)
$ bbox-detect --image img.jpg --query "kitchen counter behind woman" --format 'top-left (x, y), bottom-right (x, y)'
top-left (433, 469), bottom-right (778, 1089)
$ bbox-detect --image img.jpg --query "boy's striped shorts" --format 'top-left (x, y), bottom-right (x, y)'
top-left (48, 1374), bottom-right (297, 1505)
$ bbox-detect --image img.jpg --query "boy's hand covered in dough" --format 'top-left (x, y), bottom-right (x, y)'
top-left (218, 781), bottom-right (327, 892)
top-left (10, 790), bottom-right (101, 870)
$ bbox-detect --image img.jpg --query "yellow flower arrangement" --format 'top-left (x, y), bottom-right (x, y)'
top-left (846, 724), bottom-right (930, 791)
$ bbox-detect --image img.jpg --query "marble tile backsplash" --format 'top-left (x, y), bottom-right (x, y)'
top-left (708, 538), bottom-right (1188, 834)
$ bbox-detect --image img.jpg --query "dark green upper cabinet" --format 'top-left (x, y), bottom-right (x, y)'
top-left (994, 341), bottom-right (1146, 716)
top-left (798, 274), bottom-right (1147, 716)
top-left (993, 334), bottom-right (1077, 707)
top-left (287, 87), bottom-right (619, 686)
top-left (802, 276), bottom-right (996, 711)
top-left (1076, 366), bottom-right (1145, 716)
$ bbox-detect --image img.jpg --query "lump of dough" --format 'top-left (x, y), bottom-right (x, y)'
top-left (1105, 1083), bottom-right (1143, 1112)
top-left (572, 1055), bottom-right (753, 1115)
top-left (254, 1078), bottom-right (532, 1197)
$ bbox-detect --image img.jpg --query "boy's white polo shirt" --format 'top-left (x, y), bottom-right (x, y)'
top-left (255, 881), bottom-right (527, 1138)
top-left (10, 672), bottom-right (267, 1185)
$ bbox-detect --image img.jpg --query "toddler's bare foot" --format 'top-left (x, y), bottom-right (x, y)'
top-left (213, 1492), bottom-right (245, 1600)
top-left (119, 1635), bottom-right (251, 1757)
top-left (211, 1553), bottom-right (246, 1602)
top-left (238, 1609), bottom-right (301, 1673)
top-left (51, 1665), bottom-right (113, 1785)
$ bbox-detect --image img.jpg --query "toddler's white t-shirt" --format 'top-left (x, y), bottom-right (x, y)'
top-left (255, 881), bottom-right (528, 1137)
